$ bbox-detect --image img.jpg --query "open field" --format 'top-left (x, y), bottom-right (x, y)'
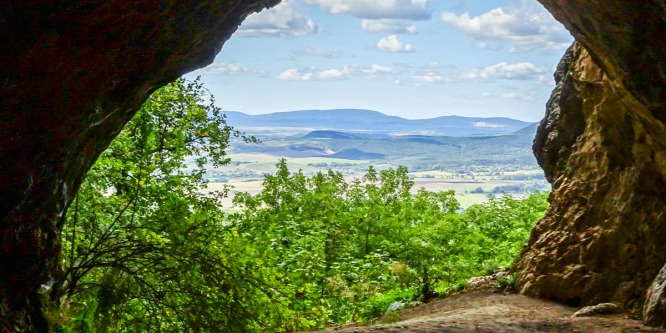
top-left (203, 152), bottom-right (548, 209)
top-left (199, 119), bottom-right (549, 209)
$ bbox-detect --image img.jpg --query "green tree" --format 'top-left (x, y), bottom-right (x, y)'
top-left (58, 78), bottom-right (550, 331)
top-left (58, 78), bottom-right (278, 332)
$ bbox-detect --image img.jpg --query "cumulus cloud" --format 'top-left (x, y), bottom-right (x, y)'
top-left (237, 1), bottom-right (317, 37)
top-left (501, 89), bottom-right (538, 102)
top-left (440, 1), bottom-right (571, 52)
top-left (412, 71), bottom-right (444, 84)
top-left (294, 47), bottom-right (342, 58)
top-left (197, 63), bottom-right (266, 77)
top-left (408, 62), bottom-right (547, 85)
top-left (277, 67), bottom-right (350, 81)
top-left (474, 42), bottom-right (488, 50)
top-left (376, 35), bottom-right (414, 53)
top-left (456, 62), bottom-right (547, 81)
top-left (317, 69), bottom-right (347, 80)
top-left (277, 69), bottom-right (306, 81)
top-left (275, 64), bottom-right (401, 81)
top-left (306, 0), bottom-right (430, 20)
top-left (273, 61), bottom-right (545, 86)
top-left (361, 19), bottom-right (418, 35)
top-left (363, 64), bottom-right (393, 78)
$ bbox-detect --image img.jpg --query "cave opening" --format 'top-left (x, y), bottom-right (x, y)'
top-left (3, 0), bottom-right (666, 330)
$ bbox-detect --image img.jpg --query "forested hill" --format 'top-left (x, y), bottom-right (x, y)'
top-left (224, 109), bottom-right (535, 136)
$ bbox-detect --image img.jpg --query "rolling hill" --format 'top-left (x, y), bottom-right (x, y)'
top-left (224, 109), bottom-right (535, 137)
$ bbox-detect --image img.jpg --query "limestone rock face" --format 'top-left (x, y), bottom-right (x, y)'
top-left (0, 0), bottom-right (279, 329)
top-left (537, 0), bottom-right (666, 118)
top-left (516, 34), bottom-right (666, 324)
top-left (644, 263), bottom-right (666, 327)
top-left (572, 303), bottom-right (622, 318)
top-left (518, 1), bottom-right (666, 325)
top-left (516, 2), bottom-right (666, 324)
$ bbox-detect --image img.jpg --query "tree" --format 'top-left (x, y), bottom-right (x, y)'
top-left (57, 81), bottom-right (550, 331)
top-left (57, 78), bottom-right (278, 332)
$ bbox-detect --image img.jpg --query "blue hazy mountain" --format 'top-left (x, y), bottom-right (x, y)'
top-left (302, 130), bottom-right (362, 140)
top-left (223, 109), bottom-right (535, 137)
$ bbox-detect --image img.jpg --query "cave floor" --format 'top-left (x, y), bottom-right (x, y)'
top-left (321, 287), bottom-right (665, 333)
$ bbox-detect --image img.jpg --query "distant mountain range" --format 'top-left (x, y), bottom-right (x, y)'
top-left (223, 109), bottom-right (536, 137)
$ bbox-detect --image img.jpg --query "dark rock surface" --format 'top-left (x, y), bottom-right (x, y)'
top-left (572, 303), bottom-right (622, 317)
top-left (517, 40), bottom-right (666, 317)
top-left (519, 1), bottom-right (666, 325)
top-left (0, 0), bottom-right (279, 330)
top-left (645, 263), bottom-right (666, 327)
top-left (516, 2), bottom-right (666, 324)
top-left (536, 0), bottom-right (666, 119)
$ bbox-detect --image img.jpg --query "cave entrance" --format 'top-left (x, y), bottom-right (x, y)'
top-left (6, 0), bottom-right (666, 330)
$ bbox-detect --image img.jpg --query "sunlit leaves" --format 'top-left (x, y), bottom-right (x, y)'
top-left (59, 78), bottom-right (549, 331)
top-left (229, 160), bottom-right (549, 328)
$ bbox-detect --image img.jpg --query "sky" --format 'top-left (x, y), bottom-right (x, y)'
top-left (187, 0), bottom-right (573, 122)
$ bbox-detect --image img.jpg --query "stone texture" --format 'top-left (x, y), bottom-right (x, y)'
top-left (516, 39), bottom-right (666, 317)
top-left (644, 263), bottom-right (666, 327)
top-left (572, 303), bottom-right (622, 318)
top-left (537, 0), bottom-right (666, 119)
top-left (0, 0), bottom-right (279, 330)
top-left (515, 2), bottom-right (666, 325)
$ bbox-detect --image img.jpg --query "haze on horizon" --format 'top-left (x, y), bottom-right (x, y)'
top-left (188, 0), bottom-right (573, 123)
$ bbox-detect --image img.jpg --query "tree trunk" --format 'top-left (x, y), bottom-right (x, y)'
top-left (422, 266), bottom-right (431, 302)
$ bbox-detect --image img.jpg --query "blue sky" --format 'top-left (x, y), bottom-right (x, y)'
top-left (188, 0), bottom-right (572, 122)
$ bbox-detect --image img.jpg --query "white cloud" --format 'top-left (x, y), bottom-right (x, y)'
top-left (412, 71), bottom-right (444, 84)
top-left (277, 69), bottom-right (304, 80)
top-left (407, 62), bottom-right (547, 86)
top-left (376, 35), bottom-right (414, 53)
top-left (306, 0), bottom-right (430, 20)
top-left (237, 1), bottom-right (317, 37)
top-left (276, 64), bottom-right (401, 81)
top-left (197, 63), bottom-right (266, 77)
top-left (440, 1), bottom-right (571, 52)
top-left (501, 89), bottom-right (538, 102)
top-left (294, 47), bottom-right (342, 58)
top-left (277, 67), bottom-right (350, 81)
top-left (361, 19), bottom-right (418, 35)
top-left (457, 62), bottom-right (547, 81)
top-left (317, 69), bottom-right (346, 80)
top-left (474, 122), bottom-right (505, 128)
top-left (363, 64), bottom-right (393, 78)
top-left (474, 42), bottom-right (488, 50)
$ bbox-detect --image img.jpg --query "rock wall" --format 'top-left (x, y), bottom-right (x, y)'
top-left (537, 0), bottom-right (666, 117)
top-left (517, 0), bottom-right (666, 324)
top-left (516, 41), bottom-right (666, 311)
top-left (0, 1), bottom-right (279, 330)
top-left (645, 263), bottom-right (666, 326)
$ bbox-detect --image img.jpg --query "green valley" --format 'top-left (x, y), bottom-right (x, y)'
top-left (204, 111), bottom-right (548, 208)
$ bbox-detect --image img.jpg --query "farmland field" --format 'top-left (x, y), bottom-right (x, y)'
top-left (204, 153), bottom-right (547, 209)
top-left (199, 110), bottom-right (550, 208)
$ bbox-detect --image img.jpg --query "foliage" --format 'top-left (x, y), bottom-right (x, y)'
top-left (495, 273), bottom-right (518, 292)
top-left (358, 288), bottom-right (417, 321)
top-left (228, 161), bottom-right (549, 329)
top-left (58, 78), bottom-right (269, 332)
top-left (58, 78), bottom-right (550, 332)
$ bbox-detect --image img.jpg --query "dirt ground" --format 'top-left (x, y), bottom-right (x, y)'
top-left (321, 287), bottom-right (666, 333)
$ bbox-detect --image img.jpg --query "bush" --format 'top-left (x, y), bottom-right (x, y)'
top-left (359, 288), bottom-right (418, 321)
